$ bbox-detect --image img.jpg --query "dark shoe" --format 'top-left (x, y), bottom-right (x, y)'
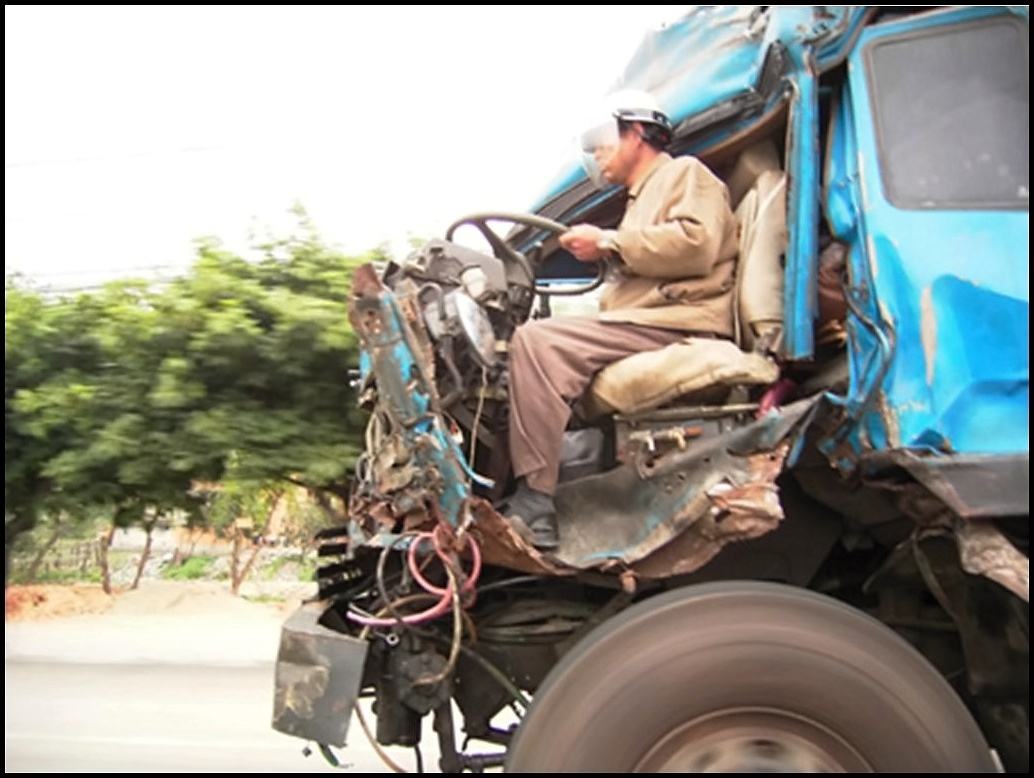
top-left (505, 482), bottom-right (559, 550)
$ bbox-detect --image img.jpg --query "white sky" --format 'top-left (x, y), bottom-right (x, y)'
top-left (5, 5), bottom-right (682, 290)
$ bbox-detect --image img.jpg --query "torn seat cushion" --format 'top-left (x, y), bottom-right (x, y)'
top-left (585, 337), bottom-right (779, 416)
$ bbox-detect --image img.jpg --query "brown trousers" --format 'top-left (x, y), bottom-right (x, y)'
top-left (508, 316), bottom-right (685, 495)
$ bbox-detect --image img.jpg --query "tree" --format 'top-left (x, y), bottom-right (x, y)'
top-left (8, 281), bottom-right (217, 591)
top-left (200, 472), bottom-right (282, 595)
top-left (6, 211), bottom-right (372, 587)
top-left (6, 284), bottom-right (108, 580)
top-left (154, 212), bottom-right (370, 513)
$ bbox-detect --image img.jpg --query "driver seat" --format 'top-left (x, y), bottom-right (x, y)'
top-left (583, 141), bottom-right (787, 417)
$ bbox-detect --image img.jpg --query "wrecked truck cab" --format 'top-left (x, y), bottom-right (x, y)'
top-left (275, 6), bottom-right (1027, 773)
top-left (343, 208), bottom-right (808, 578)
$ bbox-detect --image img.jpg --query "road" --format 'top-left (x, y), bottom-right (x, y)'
top-left (4, 658), bottom-right (446, 773)
top-left (4, 582), bottom-right (437, 773)
top-left (6, 660), bottom-right (350, 773)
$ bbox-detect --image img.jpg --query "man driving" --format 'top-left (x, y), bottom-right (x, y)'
top-left (506, 89), bottom-right (739, 549)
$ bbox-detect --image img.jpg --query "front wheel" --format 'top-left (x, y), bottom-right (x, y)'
top-left (506, 582), bottom-right (995, 772)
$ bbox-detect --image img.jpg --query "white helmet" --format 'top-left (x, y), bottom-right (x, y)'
top-left (579, 89), bottom-right (673, 187)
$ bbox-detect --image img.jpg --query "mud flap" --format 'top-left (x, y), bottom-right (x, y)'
top-left (272, 605), bottom-right (368, 747)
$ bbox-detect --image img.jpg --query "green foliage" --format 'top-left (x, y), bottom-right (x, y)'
top-left (260, 553), bottom-right (317, 582)
top-left (166, 227), bottom-right (369, 490)
top-left (162, 555), bottom-right (216, 581)
top-left (298, 558), bottom-right (317, 582)
top-left (5, 209), bottom-right (370, 556)
top-left (204, 476), bottom-right (281, 537)
top-left (6, 285), bottom-right (102, 549)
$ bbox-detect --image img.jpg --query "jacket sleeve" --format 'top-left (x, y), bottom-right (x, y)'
top-left (612, 161), bottom-right (733, 279)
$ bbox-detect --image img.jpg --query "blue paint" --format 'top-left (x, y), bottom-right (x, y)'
top-left (535, 8), bottom-right (866, 211)
top-left (822, 80), bottom-right (893, 457)
top-left (841, 9), bottom-right (1029, 457)
top-left (355, 290), bottom-right (474, 527)
top-left (534, 7), bottom-right (771, 205)
top-left (530, 8), bottom-right (869, 360)
top-left (527, 6), bottom-right (1028, 469)
top-left (783, 52), bottom-right (820, 360)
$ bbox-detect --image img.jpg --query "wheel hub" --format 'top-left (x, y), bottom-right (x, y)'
top-left (635, 708), bottom-right (872, 772)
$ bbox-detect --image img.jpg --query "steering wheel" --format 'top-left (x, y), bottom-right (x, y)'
top-left (444, 212), bottom-right (609, 296)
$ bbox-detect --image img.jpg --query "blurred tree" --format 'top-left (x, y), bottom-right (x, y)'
top-left (6, 284), bottom-right (108, 579)
top-left (200, 468), bottom-right (281, 595)
top-left (156, 212), bottom-right (369, 518)
top-left (24, 512), bottom-right (66, 581)
top-left (6, 211), bottom-right (372, 585)
top-left (9, 282), bottom-right (214, 591)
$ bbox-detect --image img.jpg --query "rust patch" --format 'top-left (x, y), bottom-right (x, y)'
top-left (955, 519), bottom-right (1029, 602)
top-left (279, 663), bottom-right (330, 720)
top-left (619, 569), bottom-right (638, 594)
top-left (347, 491), bottom-right (437, 536)
top-left (876, 391), bottom-right (901, 448)
top-left (351, 495), bottom-right (571, 578)
top-left (400, 290), bottom-right (437, 382)
top-left (351, 263), bottom-right (384, 298)
top-left (632, 445), bottom-right (789, 579)
top-left (467, 498), bottom-right (571, 577)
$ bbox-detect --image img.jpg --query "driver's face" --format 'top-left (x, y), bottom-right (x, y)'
top-left (593, 143), bottom-right (617, 181)
top-left (594, 129), bottom-right (637, 185)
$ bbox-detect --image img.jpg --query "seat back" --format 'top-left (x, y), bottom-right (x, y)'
top-left (733, 149), bottom-right (787, 352)
top-left (727, 139), bottom-right (781, 210)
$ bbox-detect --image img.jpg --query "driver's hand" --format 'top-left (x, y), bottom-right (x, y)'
top-left (560, 224), bottom-right (607, 262)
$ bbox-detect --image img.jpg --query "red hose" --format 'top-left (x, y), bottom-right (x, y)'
top-left (346, 528), bottom-right (481, 628)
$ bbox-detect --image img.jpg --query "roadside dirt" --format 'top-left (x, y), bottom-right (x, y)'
top-left (5, 584), bottom-right (115, 621)
top-left (5, 579), bottom-right (317, 666)
top-left (5, 579), bottom-right (312, 622)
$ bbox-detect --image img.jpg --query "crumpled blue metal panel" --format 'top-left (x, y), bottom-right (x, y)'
top-left (535, 6), bottom-right (763, 202)
top-left (832, 7), bottom-right (1029, 458)
top-left (620, 6), bottom-right (767, 122)
top-left (350, 269), bottom-right (473, 527)
top-left (534, 6), bottom-right (864, 206)
top-left (527, 5), bottom-right (1028, 464)
top-left (823, 78), bottom-right (893, 461)
top-left (529, 7), bottom-right (865, 362)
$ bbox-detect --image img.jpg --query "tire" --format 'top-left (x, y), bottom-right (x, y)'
top-left (506, 582), bottom-right (996, 772)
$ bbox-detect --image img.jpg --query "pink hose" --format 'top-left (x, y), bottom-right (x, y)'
top-left (757, 378), bottom-right (797, 418)
top-left (408, 525), bottom-right (482, 596)
top-left (346, 528), bottom-right (481, 628)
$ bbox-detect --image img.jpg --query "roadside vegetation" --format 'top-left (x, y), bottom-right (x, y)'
top-left (6, 210), bottom-right (371, 594)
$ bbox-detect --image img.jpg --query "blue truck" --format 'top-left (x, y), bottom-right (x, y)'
top-left (274, 7), bottom-right (1028, 772)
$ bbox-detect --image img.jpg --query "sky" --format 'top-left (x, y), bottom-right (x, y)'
top-left (5, 5), bottom-right (684, 291)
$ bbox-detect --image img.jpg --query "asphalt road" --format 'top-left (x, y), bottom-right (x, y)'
top-left (4, 582), bottom-right (437, 773)
top-left (4, 659), bottom-right (447, 773)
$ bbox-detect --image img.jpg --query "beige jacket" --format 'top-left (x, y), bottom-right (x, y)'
top-left (598, 153), bottom-right (739, 336)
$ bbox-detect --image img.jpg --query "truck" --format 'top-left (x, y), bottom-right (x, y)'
top-left (272, 6), bottom-right (1028, 772)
